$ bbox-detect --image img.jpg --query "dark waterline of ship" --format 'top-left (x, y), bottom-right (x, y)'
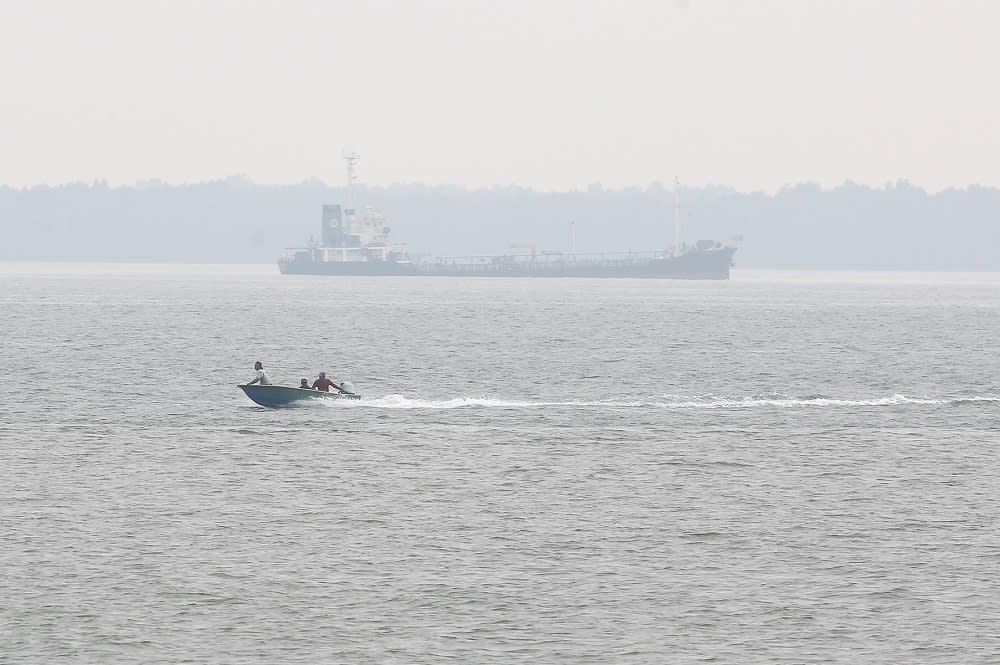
top-left (280, 244), bottom-right (738, 279)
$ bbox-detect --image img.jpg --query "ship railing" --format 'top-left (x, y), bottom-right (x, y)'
top-left (428, 250), bottom-right (669, 268)
top-left (279, 248), bottom-right (311, 261)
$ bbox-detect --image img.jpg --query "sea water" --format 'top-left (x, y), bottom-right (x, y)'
top-left (2, 264), bottom-right (999, 663)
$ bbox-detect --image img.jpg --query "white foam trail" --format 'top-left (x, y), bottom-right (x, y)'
top-left (322, 394), bottom-right (641, 410)
top-left (656, 393), bottom-right (1000, 409)
top-left (318, 392), bottom-right (999, 411)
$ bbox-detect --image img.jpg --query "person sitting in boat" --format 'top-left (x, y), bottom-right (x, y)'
top-left (311, 372), bottom-right (342, 393)
top-left (246, 361), bottom-right (271, 386)
top-left (299, 379), bottom-right (310, 389)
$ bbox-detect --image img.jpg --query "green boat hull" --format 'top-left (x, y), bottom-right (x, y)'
top-left (238, 384), bottom-right (361, 408)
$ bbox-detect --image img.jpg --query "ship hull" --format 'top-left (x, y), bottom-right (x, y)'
top-left (279, 257), bottom-right (420, 276)
top-left (280, 247), bottom-right (735, 280)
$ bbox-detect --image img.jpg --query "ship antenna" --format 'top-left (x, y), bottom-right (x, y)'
top-left (673, 176), bottom-right (681, 257)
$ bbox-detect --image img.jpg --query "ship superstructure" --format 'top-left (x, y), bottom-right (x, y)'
top-left (279, 152), bottom-right (415, 275)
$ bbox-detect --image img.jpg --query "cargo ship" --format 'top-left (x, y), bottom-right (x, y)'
top-left (279, 154), bottom-right (739, 279)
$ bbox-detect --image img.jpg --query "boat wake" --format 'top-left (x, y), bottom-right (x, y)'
top-left (656, 392), bottom-right (1000, 409)
top-left (321, 394), bottom-right (603, 410)
top-left (318, 392), bottom-right (1000, 411)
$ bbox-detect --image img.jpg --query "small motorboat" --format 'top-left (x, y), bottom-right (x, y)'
top-left (238, 383), bottom-right (362, 408)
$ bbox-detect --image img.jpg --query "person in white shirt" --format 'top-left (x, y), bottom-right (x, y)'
top-left (247, 361), bottom-right (271, 386)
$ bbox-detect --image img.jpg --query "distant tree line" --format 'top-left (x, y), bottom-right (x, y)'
top-left (0, 177), bottom-right (998, 270)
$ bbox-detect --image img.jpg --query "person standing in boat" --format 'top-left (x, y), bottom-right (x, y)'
top-left (311, 372), bottom-right (342, 393)
top-left (247, 361), bottom-right (271, 386)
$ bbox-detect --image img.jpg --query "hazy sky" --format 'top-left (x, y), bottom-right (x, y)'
top-left (2, 0), bottom-right (998, 192)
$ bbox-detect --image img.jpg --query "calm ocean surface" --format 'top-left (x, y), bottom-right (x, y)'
top-left (2, 263), bottom-right (999, 664)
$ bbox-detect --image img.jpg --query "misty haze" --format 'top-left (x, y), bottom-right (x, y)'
top-left (3, 1), bottom-right (999, 664)
top-left (2, 178), bottom-right (999, 271)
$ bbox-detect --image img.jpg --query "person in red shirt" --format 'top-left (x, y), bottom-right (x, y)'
top-left (311, 372), bottom-right (342, 392)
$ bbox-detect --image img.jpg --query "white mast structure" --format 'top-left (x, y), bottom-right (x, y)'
top-left (673, 176), bottom-right (682, 257)
top-left (341, 149), bottom-right (360, 244)
top-left (343, 150), bottom-right (360, 209)
top-left (334, 150), bottom-right (359, 262)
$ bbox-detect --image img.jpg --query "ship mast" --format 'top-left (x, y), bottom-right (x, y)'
top-left (673, 176), bottom-right (681, 257)
top-left (343, 150), bottom-right (360, 208)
